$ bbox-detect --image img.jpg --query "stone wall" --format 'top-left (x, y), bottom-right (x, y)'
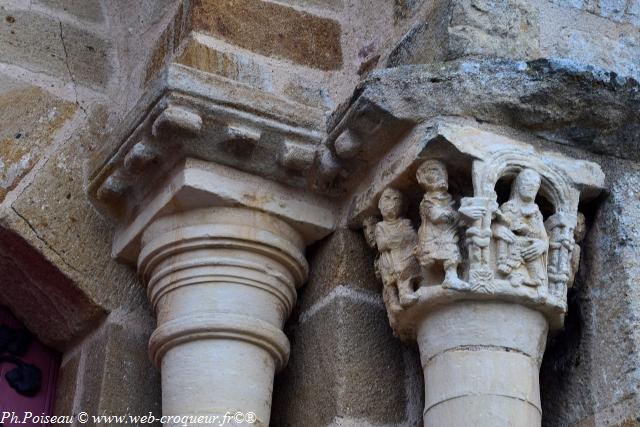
top-left (0, 0), bottom-right (179, 422)
top-left (272, 230), bottom-right (424, 427)
top-left (541, 156), bottom-right (640, 426)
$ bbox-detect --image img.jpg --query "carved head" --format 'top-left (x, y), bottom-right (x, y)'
top-left (574, 212), bottom-right (586, 243)
top-left (513, 168), bottom-right (541, 203)
top-left (362, 216), bottom-right (379, 248)
top-left (378, 187), bottom-right (405, 220)
top-left (416, 160), bottom-right (448, 192)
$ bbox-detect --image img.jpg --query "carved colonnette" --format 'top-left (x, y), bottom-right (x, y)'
top-left (352, 122), bottom-right (605, 426)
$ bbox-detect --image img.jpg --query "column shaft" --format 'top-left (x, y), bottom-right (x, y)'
top-left (138, 208), bottom-right (307, 426)
top-left (417, 301), bottom-right (548, 427)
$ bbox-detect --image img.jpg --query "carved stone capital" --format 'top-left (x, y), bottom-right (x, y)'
top-left (350, 119), bottom-right (604, 427)
top-left (88, 64), bottom-right (333, 223)
top-left (353, 122), bottom-right (604, 339)
top-left (88, 64), bottom-right (335, 426)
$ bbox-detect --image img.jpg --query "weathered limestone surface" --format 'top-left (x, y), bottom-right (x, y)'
top-left (272, 229), bottom-right (423, 427)
top-left (36, 0), bottom-right (104, 22)
top-left (0, 80), bottom-right (76, 202)
top-left (329, 59), bottom-right (640, 164)
top-left (548, 0), bottom-right (640, 25)
top-left (541, 158), bottom-right (640, 426)
top-left (448, 0), bottom-right (541, 60)
top-left (3, 105), bottom-right (147, 316)
top-left (176, 35), bottom-right (333, 109)
top-left (190, 0), bottom-right (343, 71)
top-left (383, 0), bottom-right (640, 82)
top-left (0, 7), bottom-right (112, 88)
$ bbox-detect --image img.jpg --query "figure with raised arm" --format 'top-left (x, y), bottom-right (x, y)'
top-left (415, 160), bottom-right (466, 289)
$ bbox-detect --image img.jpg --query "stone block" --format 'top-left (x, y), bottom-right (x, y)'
top-left (282, 81), bottom-right (332, 109)
top-left (36, 0), bottom-right (104, 23)
top-left (0, 8), bottom-right (111, 88)
top-left (0, 227), bottom-right (105, 350)
top-left (387, 20), bottom-right (432, 67)
top-left (0, 81), bottom-right (76, 202)
top-left (272, 292), bottom-right (419, 426)
top-left (275, 0), bottom-right (344, 11)
top-left (143, 2), bottom-right (190, 86)
top-left (54, 351), bottom-right (81, 417)
top-left (6, 106), bottom-right (147, 318)
top-left (298, 229), bottom-right (380, 312)
top-left (548, 0), bottom-right (640, 25)
top-left (176, 36), bottom-right (272, 91)
top-left (78, 314), bottom-right (160, 423)
top-left (394, 0), bottom-right (422, 21)
top-left (190, 0), bottom-right (342, 70)
top-left (338, 58), bottom-right (640, 161)
top-left (144, 23), bottom-right (173, 86)
top-left (176, 36), bottom-right (332, 108)
top-left (448, 0), bottom-right (540, 60)
top-left (385, 0), bottom-right (541, 66)
top-left (549, 27), bottom-right (640, 81)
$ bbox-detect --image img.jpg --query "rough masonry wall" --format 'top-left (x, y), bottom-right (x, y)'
top-left (541, 156), bottom-right (640, 426)
top-left (0, 0), bottom-right (182, 420)
top-left (272, 229), bottom-right (424, 427)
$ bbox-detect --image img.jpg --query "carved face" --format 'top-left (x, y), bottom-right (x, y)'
top-left (378, 188), bottom-right (404, 220)
top-left (515, 169), bottom-right (541, 202)
top-left (362, 216), bottom-right (378, 248)
top-left (416, 160), bottom-right (448, 191)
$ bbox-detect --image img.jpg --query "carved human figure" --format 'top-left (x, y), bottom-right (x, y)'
top-left (568, 212), bottom-right (586, 288)
top-left (362, 215), bottom-right (381, 282)
top-left (415, 160), bottom-right (466, 289)
top-left (493, 169), bottom-right (549, 288)
top-left (375, 187), bottom-right (420, 307)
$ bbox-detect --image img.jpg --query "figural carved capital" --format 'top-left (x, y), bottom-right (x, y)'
top-left (353, 122), bottom-right (604, 340)
top-left (352, 121), bottom-right (604, 426)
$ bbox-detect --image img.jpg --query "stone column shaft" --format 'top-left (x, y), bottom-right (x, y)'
top-left (418, 301), bottom-right (547, 426)
top-left (139, 207), bottom-right (307, 426)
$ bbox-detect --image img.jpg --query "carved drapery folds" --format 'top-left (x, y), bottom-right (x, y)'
top-left (360, 124), bottom-right (604, 340)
